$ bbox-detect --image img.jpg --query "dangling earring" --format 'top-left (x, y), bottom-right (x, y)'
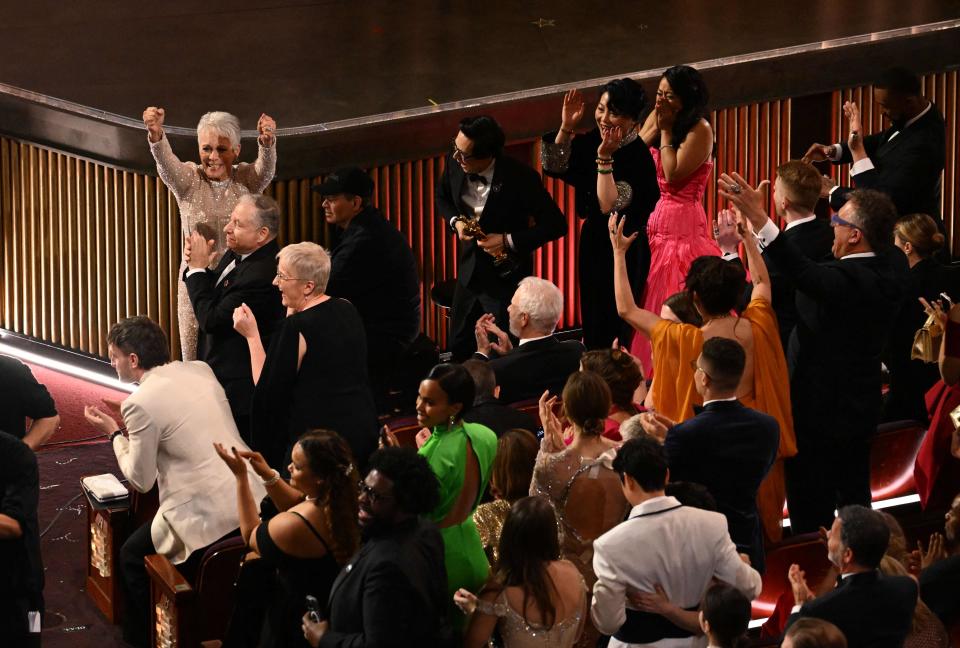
top-left (449, 414), bottom-right (456, 427)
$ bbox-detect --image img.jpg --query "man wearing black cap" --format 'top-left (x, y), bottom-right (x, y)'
top-left (314, 167), bottom-right (421, 409)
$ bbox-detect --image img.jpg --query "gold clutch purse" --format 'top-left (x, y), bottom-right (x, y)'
top-left (912, 313), bottom-right (944, 363)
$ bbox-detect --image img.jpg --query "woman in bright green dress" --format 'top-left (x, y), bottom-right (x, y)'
top-left (414, 363), bottom-right (498, 629)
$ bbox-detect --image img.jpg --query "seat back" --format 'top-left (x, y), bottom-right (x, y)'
top-left (753, 532), bottom-right (834, 619)
top-left (870, 420), bottom-right (926, 500)
top-left (383, 415), bottom-right (421, 447)
top-left (195, 536), bottom-right (247, 641)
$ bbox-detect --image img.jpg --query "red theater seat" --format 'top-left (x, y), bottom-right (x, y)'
top-left (870, 420), bottom-right (927, 500)
top-left (753, 533), bottom-right (835, 620)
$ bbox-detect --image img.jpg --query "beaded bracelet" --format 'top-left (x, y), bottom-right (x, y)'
top-left (597, 167), bottom-right (614, 175)
top-left (560, 128), bottom-right (575, 135)
top-left (596, 157), bottom-right (614, 165)
top-left (261, 469), bottom-right (281, 487)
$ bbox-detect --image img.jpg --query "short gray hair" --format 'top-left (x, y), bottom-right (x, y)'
top-left (515, 277), bottom-right (563, 333)
top-left (197, 111), bottom-right (241, 149)
top-left (619, 414), bottom-right (646, 441)
top-left (239, 193), bottom-right (280, 238)
top-left (277, 242), bottom-right (331, 293)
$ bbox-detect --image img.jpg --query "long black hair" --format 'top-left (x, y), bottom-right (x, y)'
top-left (662, 65), bottom-right (709, 147)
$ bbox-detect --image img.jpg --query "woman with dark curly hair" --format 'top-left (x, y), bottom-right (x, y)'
top-left (541, 78), bottom-right (660, 349)
top-left (530, 371), bottom-right (629, 647)
top-left (455, 496), bottom-right (587, 647)
top-left (628, 65), bottom-right (721, 370)
top-left (610, 211), bottom-right (795, 543)
top-left (215, 429), bottom-right (359, 648)
top-left (580, 348), bottom-right (646, 439)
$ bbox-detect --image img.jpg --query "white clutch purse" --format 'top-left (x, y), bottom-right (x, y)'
top-left (82, 473), bottom-right (128, 502)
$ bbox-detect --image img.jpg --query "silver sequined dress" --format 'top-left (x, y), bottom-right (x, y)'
top-left (149, 136), bottom-right (276, 360)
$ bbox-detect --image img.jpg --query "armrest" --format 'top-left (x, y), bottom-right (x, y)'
top-left (145, 553), bottom-right (198, 648)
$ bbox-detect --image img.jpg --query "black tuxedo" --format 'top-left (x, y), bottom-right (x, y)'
top-left (883, 258), bottom-right (960, 423)
top-left (436, 154), bottom-right (565, 360)
top-left (463, 397), bottom-right (537, 437)
top-left (787, 570), bottom-right (917, 648)
top-left (321, 517), bottom-right (452, 648)
top-left (663, 400), bottom-right (779, 572)
top-left (183, 239), bottom-right (284, 439)
top-left (761, 217), bottom-right (834, 349)
top-left (831, 102), bottom-right (947, 251)
top-left (327, 205), bottom-right (421, 407)
top-left (763, 234), bottom-right (906, 532)
top-left (475, 336), bottom-right (584, 405)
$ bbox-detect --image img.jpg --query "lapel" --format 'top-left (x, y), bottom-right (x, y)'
top-left (478, 158), bottom-right (504, 225)
top-left (452, 161), bottom-right (469, 215)
top-left (327, 542), bottom-right (371, 606)
top-left (214, 251), bottom-right (241, 290)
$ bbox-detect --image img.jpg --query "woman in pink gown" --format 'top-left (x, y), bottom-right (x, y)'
top-left (629, 66), bottom-right (719, 367)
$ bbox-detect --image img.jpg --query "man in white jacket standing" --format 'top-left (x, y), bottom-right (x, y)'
top-left (84, 316), bottom-right (264, 648)
top-left (591, 435), bottom-right (762, 648)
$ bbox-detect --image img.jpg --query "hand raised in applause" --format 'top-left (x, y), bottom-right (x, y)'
top-left (257, 113), bottom-right (277, 147)
top-left (143, 106), bottom-right (165, 144)
top-left (715, 208), bottom-right (743, 255)
top-left (560, 89), bottom-right (585, 133)
top-left (481, 315), bottom-right (513, 355)
top-left (235, 448), bottom-right (274, 481)
top-left (233, 303), bottom-right (260, 340)
top-left (185, 230), bottom-right (217, 270)
top-left (415, 428), bottom-right (432, 449)
top-left (608, 212), bottom-right (638, 257)
top-left (638, 411), bottom-right (674, 441)
top-left (918, 532), bottom-right (948, 570)
top-left (788, 563), bottom-right (814, 606)
top-left (538, 391), bottom-right (566, 452)
top-left (843, 101), bottom-right (865, 155)
top-left (801, 142), bottom-right (834, 164)
top-left (718, 172), bottom-right (770, 232)
top-left (83, 405), bottom-right (121, 436)
top-left (213, 442), bottom-right (249, 478)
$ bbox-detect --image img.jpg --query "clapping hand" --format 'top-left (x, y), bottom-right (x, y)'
top-left (538, 391), bottom-right (566, 451)
top-left (788, 563), bottom-right (814, 606)
top-left (608, 212), bottom-right (638, 255)
top-left (83, 405), bottom-right (121, 437)
top-left (232, 303), bottom-right (260, 339)
top-left (415, 427), bottom-right (432, 449)
top-left (235, 448), bottom-right (274, 481)
top-left (718, 172), bottom-right (770, 232)
top-left (715, 208), bottom-right (743, 255)
top-left (143, 106), bottom-right (165, 143)
top-left (213, 442), bottom-right (249, 478)
top-left (842, 101), bottom-right (864, 154)
top-left (185, 230), bottom-right (217, 270)
top-left (257, 113), bottom-right (277, 147)
top-left (638, 411), bottom-right (674, 441)
top-left (917, 532), bottom-right (948, 569)
top-left (561, 89), bottom-right (585, 133)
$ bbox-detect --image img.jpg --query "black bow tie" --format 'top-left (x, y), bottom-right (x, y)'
top-left (227, 250), bottom-right (243, 266)
top-left (467, 173), bottom-right (488, 185)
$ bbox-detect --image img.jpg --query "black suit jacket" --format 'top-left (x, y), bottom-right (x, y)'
top-left (764, 234), bottom-right (906, 444)
top-left (787, 570), bottom-right (917, 648)
top-left (762, 217), bottom-right (834, 347)
top-left (327, 205), bottom-right (422, 358)
top-left (663, 400), bottom-right (779, 572)
top-left (321, 517), bottom-right (452, 648)
top-left (477, 336), bottom-right (584, 404)
top-left (183, 239), bottom-right (284, 418)
top-left (831, 102), bottom-right (946, 221)
top-left (463, 397), bottom-right (538, 437)
top-left (435, 154), bottom-right (565, 292)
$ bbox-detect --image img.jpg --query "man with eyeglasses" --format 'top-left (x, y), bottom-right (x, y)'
top-left (183, 193), bottom-right (284, 440)
top-left (436, 115), bottom-right (566, 361)
top-left (721, 178), bottom-right (906, 534)
top-left (312, 167), bottom-right (421, 412)
top-left (301, 447), bottom-right (453, 648)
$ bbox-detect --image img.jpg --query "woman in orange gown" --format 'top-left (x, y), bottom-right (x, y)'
top-left (609, 210), bottom-right (796, 543)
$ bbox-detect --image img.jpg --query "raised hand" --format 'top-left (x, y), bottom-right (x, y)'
top-left (538, 391), bottom-right (565, 451)
top-left (608, 212), bottom-right (638, 256)
top-left (474, 314), bottom-right (495, 356)
top-left (186, 230), bottom-right (217, 269)
top-left (213, 442), bottom-right (248, 477)
top-left (801, 143), bottom-right (834, 164)
top-left (638, 411), bottom-right (672, 441)
top-left (233, 303), bottom-right (260, 339)
top-left (718, 172), bottom-right (770, 232)
top-left (143, 106), bottom-right (165, 143)
top-left (788, 563), bottom-right (814, 605)
top-left (598, 125), bottom-right (623, 159)
top-left (561, 89), bottom-right (586, 132)
top-left (84, 405), bottom-right (120, 436)
top-left (415, 427), bottom-right (432, 449)
top-left (919, 532), bottom-right (948, 569)
top-left (481, 317), bottom-right (512, 355)
top-left (843, 101), bottom-right (864, 153)
top-left (715, 208), bottom-right (742, 254)
top-left (236, 448), bottom-right (273, 480)
top-left (257, 113), bottom-right (277, 147)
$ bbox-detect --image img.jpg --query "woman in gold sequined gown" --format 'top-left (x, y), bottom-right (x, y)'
top-left (143, 106), bottom-right (277, 359)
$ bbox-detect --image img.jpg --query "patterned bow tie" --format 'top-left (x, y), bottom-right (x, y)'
top-left (467, 173), bottom-right (488, 185)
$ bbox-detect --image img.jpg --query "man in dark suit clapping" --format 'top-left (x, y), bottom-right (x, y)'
top-left (436, 115), bottom-right (566, 361)
top-left (654, 337), bottom-right (779, 573)
top-left (473, 277), bottom-right (584, 405)
top-left (787, 505), bottom-right (917, 648)
top-left (184, 193), bottom-right (284, 440)
top-left (723, 177), bottom-right (905, 534)
top-left (301, 447), bottom-right (452, 648)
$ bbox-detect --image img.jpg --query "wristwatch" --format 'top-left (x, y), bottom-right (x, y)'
top-left (109, 427), bottom-right (125, 442)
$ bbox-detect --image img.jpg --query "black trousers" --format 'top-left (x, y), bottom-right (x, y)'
top-left (120, 521), bottom-right (236, 647)
top-left (449, 281), bottom-right (513, 362)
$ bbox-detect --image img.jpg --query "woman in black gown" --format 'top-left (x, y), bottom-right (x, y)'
top-left (541, 78), bottom-right (660, 349)
top-left (216, 429), bottom-right (360, 648)
top-left (233, 241), bottom-right (379, 470)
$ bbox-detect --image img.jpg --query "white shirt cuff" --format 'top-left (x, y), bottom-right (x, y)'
top-left (185, 268), bottom-right (206, 277)
top-left (850, 157), bottom-right (875, 176)
top-left (829, 143), bottom-right (844, 161)
top-left (506, 233), bottom-right (515, 251)
top-left (791, 604), bottom-right (801, 614)
top-left (721, 251), bottom-right (740, 262)
top-left (756, 219), bottom-right (781, 247)
top-left (450, 217), bottom-right (459, 229)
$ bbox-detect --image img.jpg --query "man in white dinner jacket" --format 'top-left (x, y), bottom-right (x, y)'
top-left (84, 315), bottom-right (265, 648)
top-left (591, 435), bottom-right (762, 648)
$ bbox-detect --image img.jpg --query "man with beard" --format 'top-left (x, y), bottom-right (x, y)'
top-left (301, 447), bottom-right (452, 648)
top-left (472, 276), bottom-right (584, 404)
top-left (786, 505), bottom-right (916, 648)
